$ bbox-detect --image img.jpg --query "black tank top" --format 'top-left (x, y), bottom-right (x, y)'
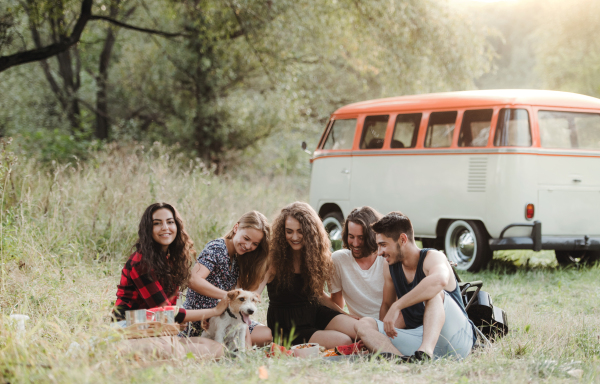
top-left (267, 273), bottom-right (313, 307)
top-left (389, 248), bottom-right (471, 330)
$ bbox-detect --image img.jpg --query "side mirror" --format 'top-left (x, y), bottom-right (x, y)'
top-left (301, 141), bottom-right (311, 155)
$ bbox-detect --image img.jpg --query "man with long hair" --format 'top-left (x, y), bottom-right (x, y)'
top-left (355, 212), bottom-right (477, 361)
top-left (330, 207), bottom-right (387, 320)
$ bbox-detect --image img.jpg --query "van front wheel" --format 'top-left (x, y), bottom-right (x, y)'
top-left (322, 212), bottom-right (344, 251)
top-left (444, 220), bottom-right (492, 272)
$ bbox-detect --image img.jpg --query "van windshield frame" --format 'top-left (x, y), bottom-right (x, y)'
top-left (321, 118), bottom-right (357, 150)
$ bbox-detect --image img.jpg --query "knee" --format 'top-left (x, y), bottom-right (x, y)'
top-left (214, 343), bottom-right (225, 359)
top-left (261, 327), bottom-right (273, 344)
top-left (342, 334), bottom-right (353, 345)
top-left (355, 317), bottom-right (376, 339)
top-left (203, 338), bottom-right (225, 359)
top-left (251, 326), bottom-right (273, 347)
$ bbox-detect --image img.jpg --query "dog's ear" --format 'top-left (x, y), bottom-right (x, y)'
top-left (227, 290), bottom-right (240, 301)
top-left (253, 293), bottom-right (261, 303)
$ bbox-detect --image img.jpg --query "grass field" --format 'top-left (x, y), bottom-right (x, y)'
top-left (1, 143), bottom-right (599, 383)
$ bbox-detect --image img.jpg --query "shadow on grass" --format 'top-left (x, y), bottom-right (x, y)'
top-left (480, 251), bottom-right (600, 277)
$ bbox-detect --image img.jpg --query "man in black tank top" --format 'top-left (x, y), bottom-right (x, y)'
top-left (355, 212), bottom-right (476, 361)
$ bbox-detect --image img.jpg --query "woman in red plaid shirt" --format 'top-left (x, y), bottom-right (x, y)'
top-left (113, 203), bottom-right (227, 359)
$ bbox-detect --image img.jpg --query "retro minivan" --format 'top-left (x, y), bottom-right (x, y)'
top-left (308, 90), bottom-right (600, 271)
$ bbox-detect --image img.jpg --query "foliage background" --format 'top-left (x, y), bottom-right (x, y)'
top-left (0, 0), bottom-right (494, 172)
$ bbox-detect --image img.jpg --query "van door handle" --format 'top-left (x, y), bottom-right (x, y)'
top-left (341, 169), bottom-right (350, 174)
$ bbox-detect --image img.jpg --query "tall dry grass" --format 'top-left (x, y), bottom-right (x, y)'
top-left (1, 141), bottom-right (600, 383)
top-left (0, 141), bottom-right (307, 379)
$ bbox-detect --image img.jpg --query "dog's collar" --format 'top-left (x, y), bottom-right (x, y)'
top-left (226, 307), bottom-right (246, 323)
top-left (225, 307), bottom-right (238, 320)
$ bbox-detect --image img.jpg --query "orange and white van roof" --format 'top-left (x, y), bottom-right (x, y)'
top-left (333, 89), bottom-right (600, 116)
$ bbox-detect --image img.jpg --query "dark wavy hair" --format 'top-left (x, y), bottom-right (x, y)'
top-left (269, 202), bottom-right (332, 301)
top-left (371, 211), bottom-right (414, 243)
top-left (342, 206), bottom-right (382, 258)
top-left (133, 203), bottom-right (195, 295)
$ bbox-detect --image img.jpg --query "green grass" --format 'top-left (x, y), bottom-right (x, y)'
top-left (1, 143), bottom-right (600, 383)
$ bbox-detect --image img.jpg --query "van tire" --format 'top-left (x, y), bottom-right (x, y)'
top-left (444, 220), bottom-right (492, 272)
top-left (555, 250), bottom-right (600, 266)
top-left (322, 212), bottom-right (344, 251)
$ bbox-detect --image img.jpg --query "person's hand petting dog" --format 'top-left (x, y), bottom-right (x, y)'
top-left (213, 296), bottom-right (230, 316)
top-left (200, 298), bottom-right (229, 331)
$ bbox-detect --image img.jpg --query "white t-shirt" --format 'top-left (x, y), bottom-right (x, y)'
top-left (330, 249), bottom-right (386, 319)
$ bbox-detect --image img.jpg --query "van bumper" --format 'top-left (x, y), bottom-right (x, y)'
top-left (488, 221), bottom-right (600, 252)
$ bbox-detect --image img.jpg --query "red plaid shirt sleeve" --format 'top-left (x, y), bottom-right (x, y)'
top-left (113, 252), bottom-right (177, 320)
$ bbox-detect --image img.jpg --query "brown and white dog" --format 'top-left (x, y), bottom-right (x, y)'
top-left (202, 289), bottom-right (260, 351)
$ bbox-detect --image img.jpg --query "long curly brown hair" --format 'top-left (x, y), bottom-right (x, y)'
top-left (133, 203), bottom-right (195, 295)
top-left (269, 201), bottom-right (333, 301)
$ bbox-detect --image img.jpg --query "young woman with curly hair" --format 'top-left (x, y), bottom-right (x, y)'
top-left (182, 210), bottom-right (273, 347)
top-left (255, 202), bottom-right (359, 348)
top-left (113, 203), bottom-right (226, 359)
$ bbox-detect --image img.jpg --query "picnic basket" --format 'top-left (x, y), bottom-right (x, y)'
top-left (120, 321), bottom-right (180, 339)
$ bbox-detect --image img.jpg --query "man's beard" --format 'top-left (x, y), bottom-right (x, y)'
top-left (350, 246), bottom-right (370, 259)
top-left (395, 242), bottom-right (404, 262)
top-left (386, 242), bottom-right (404, 264)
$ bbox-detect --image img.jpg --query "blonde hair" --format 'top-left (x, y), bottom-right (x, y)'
top-left (225, 210), bottom-right (271, 290)
top-left (269, 202), bottom-right (333, 301)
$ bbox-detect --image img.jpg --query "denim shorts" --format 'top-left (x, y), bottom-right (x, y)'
top-left (375, 291), bottom-right (474, 360)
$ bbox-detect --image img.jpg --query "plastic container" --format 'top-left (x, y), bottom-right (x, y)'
top-left (154, 310), bottom-right (175, 324)
top-left (290, 343), bottom-right (320, 358)
top-left (125, 309), bottom-right (148, 327)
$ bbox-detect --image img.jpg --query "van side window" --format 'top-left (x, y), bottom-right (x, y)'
top-left (458, 109), bottom-right (493, 147)
top-left (392, 113), bottom-right (421, 148)
top-left (494, 109), bottom-right (531, 147)
top-left (425, 111), bottom-right (457, 148)
top-left (359, 115), bottom-right (389, 149)
top-left (538, 110), bottom-right (600, 150)
top-left (322, 119), bottom-right (357, 150)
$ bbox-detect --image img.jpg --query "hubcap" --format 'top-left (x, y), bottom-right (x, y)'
top-left (445, 221), bottom-right (477, 270)
top-left (323, 216), bottom-right (343, 251)
top-left (457, 231), bottom-right (475, 259)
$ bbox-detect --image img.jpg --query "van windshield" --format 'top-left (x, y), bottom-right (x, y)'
top-left (539, 111), bottom-right (600, 150)
top-left (322, 119), bottom-right (356, 150)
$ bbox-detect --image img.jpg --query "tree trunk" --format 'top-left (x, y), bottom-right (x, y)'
top-left (95, 1), bottom-right (132, 140)
top-left (95, 28), bottom-right (116, 140)
top-left (55, 44), bottom-right (81, 132)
